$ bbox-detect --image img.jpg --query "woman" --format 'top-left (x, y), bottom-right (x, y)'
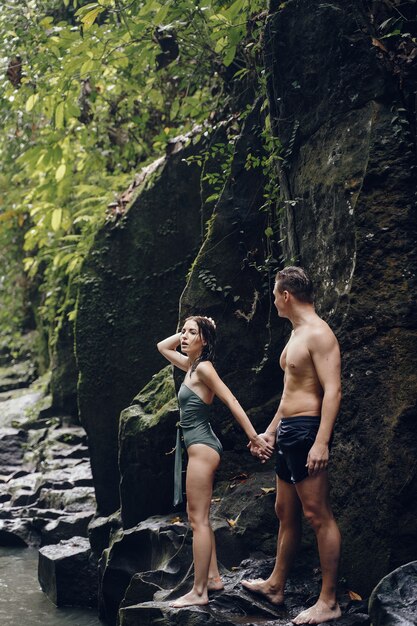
top-left (157, 315), bottom-right (273, 608)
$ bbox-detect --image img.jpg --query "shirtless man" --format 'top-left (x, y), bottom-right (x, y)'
top-left (242, 266), bottom-right (342, 625)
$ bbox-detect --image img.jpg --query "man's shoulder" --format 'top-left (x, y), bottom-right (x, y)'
top-left (307, 316), bottom-right (338, 347)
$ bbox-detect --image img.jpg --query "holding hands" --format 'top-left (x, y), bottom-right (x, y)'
top-left (248, 431), bottom-right (275, 462)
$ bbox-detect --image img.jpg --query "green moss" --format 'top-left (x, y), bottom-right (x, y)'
top-left (120, 366), bottom-right (177, 434)
top-left (132, 366), bottom-right (175, 410)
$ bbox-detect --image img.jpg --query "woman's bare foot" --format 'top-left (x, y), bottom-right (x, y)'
top-left (169, 590), bottom-right (209, 608)
top-left (292, 599), bottom-right (341, 624)
top-left (207, 576), bottom-right (224, 592)
top-left (241, 578), bottom-right (285, 605)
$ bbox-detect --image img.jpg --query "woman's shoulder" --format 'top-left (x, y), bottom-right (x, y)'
top-left (195, 359), bottom-right (216, 378)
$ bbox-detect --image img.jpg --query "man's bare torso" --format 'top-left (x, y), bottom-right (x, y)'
top-left (279, 321), bottom-right (326, 418)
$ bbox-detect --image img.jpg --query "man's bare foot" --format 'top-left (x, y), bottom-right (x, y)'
top-left (241, 578), bottom-right (285, 605)
top-left (207, 576), bottom-right (224, 592)
top-left (169, 589), bottom-right (209, 608)
top-left (292, 599), bottom-right (342, 624)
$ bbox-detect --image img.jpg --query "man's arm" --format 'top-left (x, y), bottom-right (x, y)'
top-left (248, 374), bottom-right (287, 461)
top-left (307, 326), bottom-right (341, 475)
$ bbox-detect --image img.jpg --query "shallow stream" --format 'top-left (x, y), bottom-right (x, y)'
top-left (0, 547), bottom-right (102, 625)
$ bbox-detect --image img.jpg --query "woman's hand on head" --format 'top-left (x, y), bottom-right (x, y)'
top-left (203, 316), bottom-right (216, 328)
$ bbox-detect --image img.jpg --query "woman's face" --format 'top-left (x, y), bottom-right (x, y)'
top-left (180, 319), bottom-right (205, 357)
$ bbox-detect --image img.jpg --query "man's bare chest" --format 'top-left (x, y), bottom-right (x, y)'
top-left (280, 334), bottom-right (312, 373)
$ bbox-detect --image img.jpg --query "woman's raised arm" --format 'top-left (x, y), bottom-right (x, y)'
top-left (157, 332), bottom-right (189, 372)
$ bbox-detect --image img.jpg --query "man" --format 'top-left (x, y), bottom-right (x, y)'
top-left (242, 266), bottom-right (342, 625)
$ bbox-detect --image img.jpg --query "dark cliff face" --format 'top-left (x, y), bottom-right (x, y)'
top-left (266, 0), bottom-right (417, 593)
top-left (73, 0), bottom-right (416, 599)
top-left (116, 105), bottom-right (288, 529)
top-left (75, 140), bottom-right (207, 516)
top-left (179, 103), bottom-right (286, 418)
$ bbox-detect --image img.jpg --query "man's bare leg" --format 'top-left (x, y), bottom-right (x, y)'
top-left (292, 472), bottom-right (342, 624)
top-left (242, 477), bottom-right (302, 604)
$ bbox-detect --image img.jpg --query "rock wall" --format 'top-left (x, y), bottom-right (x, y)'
top-left (75, 135), bottom-right (211, 516)
top-left (91, 103), bottom-right (293, 624)
top-left (179, 104), bottom-right (286, 413)
top-left (265, 0), bottom-right (417, 593)
top-left (50, 308), bottom-right (79, 419)
top-left (69, 0), bottom-right (416, 611)
top-left (117, 104), bottom-right (287, 527)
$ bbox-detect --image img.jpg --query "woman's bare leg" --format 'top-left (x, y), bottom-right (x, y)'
top-left (207, 527), bottom-right (224, 591)
top-left (170, 444), bottom-right (220, 608)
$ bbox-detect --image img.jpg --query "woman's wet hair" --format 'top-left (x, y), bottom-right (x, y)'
top-left (275, 266), bottom-right (314, 303)
top-left (185, 316), bottom-right (216, 375)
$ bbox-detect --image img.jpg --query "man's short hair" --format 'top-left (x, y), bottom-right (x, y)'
top-left (275, 266), bottom-right (314, 303)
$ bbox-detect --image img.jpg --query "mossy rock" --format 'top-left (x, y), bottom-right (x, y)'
top-left (118, 367), bottom-right (179, 527)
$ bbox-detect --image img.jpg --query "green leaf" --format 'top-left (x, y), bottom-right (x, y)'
top-left (76, 3), bottom-right (99, 17)
top-left (80, 59), bottom-right (95, 78)
top-left (265, 226), bottom-right (274, 238)
top-left (223, 0), bottom-right (247, 22)
top-left (55, 163), bottom-right (67, 182)
top-left (155, 2), bottom-right (171, 23)
top-left (25, 94), bottom-right (39, 112)
top-left (223, 43), bottom-right (237, 67)
top-left (55, 102), bottom-right (65, 129)
top-left (51, 208), bottom-right (63, 231)
top-left (39, 16), bottom-right (54, 28)
top-left (81, 6), bottom-right (105, 30)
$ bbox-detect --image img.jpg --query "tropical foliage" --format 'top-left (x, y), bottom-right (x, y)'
top-left (0, 0), bottom-right (267, 347)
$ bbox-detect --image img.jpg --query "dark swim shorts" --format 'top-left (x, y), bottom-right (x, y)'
top-left (275, 415), bottom-right (322, 484)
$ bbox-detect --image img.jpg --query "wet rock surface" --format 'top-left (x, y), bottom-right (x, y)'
top-left (38, 536), bottom-right (98, 608)
top-left (0, 404), bottom-right (95, 548)
top-left (0, 365), bottom-right (98, 610)
top-left (368, 561), bottom-right (417, 626)
top-left (97, 475), bottom-right (370, 626)
top-left (118, 557), bottom-right (369, 626)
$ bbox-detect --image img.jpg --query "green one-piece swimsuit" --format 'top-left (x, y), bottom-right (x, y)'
top-left (173, 383), bottom-right (223, 505)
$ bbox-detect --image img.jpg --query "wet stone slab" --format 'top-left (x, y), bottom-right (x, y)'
top-left (118, 560), bottom-right (370, 626)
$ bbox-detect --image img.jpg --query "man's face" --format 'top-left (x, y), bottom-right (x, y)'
top-left (273, 281), bottom-right (287, 317)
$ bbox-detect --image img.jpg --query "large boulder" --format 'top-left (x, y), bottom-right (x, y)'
top-left (118, 102), bottom-right (289, 528)
top-left (75, 133), bottom-right (218, 517)
top-left (118, 366), bottom-right (179, 527)
top-left (38, 536), bottom-right (98, 607)
top-left (99, 515), bottom-right (193, 625)
top-left (368, 561), bottom-right (417, 626)
top-left (265, 0), bottom-right (417, 593)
